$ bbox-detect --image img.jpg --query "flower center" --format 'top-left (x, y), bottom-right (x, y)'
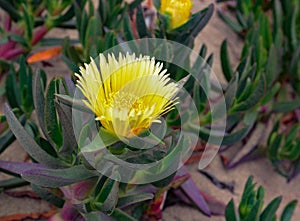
top-left (105, 91), bottom-right (144, 113)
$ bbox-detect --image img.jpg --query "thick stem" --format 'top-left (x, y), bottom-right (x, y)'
top-left (0, 40), bottom-right (16, 57)
top-left (0, 27), bottom-right (24, 58)
top-left (2, 47), bottom-right (26, 60)
top-left (295, 109), bottom-right (300, 122)
top-left (32, 25), bottom-right (48, 45)
top-left (4, 13), bottom-right (12, 31)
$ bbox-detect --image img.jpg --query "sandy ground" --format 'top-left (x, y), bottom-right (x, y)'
top-left (1, 0), bottom-right (299, 220)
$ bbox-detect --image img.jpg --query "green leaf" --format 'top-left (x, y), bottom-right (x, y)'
top-left (5, 72), bottom-right (21, 108)
top-left (18, 57), bottom-right (33, 113)
top-left (279, 140), bottom-right (300, 161)
top-left (98, 0), bottom-right (108, 25)
top-left (136, 4), bottom-right (150, 38)
top-left (217, 10), bottom-right (243, 33)
top-left (82, 211), bottom-right (113, 221)
top-left (79, 10), bottom-right (89, 46)
top-left (290, 47), bottom-right (300, 81)
top-left (172, 4), bottom-right (214, 45)
top-left (259, 14), bottom-right (272, 50)
top-left (199, 44), bottom-right (207, 58)
top-left (55, 94), bottom-right (92, 113)
top-left (0, 177), bottom-right (28, 190)
top-left (37, 137), bottom-right (58, 158)
top-left (108, 4), bottom-right (126, 29)
top-left (243, 200), bottom-right (262, 221)
top-left (31, 184), bottom-right (65, 208)
top-left (265, 45), bottom-right (280, 87)
top-left (85, 14), bottom-right (103, 48)
top-left (0, 115), bottom-right (26, 154)
top-left (128, 0), bottom-right (143, 11)
top-left (288, 5), bottom-right (298, 51)
top-left (4, 104), bottom-right (67, 168)
top-left (193, 81), bottom-right (205, 113)
top-left (187, 4), bottom-right (214, 39)
top-left (23, 4), bottom-right (34, 42)
top-left (22, 165), bottom-right (97, 188)
top-left (280, 200), bottom-right (298, 221)
top-left (87, 0), bottom-right (95, 17)
top-left (130, 132), bottom-right (189, 178)
top-left (62, 53), bottom-right (80, 73)
top-left (268, 134), bottom-right (283, 164)
top-left (94, 174), bottom-right (119, 214)
top-left (243, 110), bottom-right (258, 125)
top-left (287, 126), bottom-right (299, 145)
top-left (260, 197), bottom-right (282, 221)
top-left (19, 57), bottom-right (27, 96)
top-left (201, 109), bottom-right (256, 146)
top-left (236, 78), bottom-right (253, 103)
top-left (236, 11), bottom-right (248, 29)
top-left (8, 33), bottom-right (28, 47)
top-left (199, 123), bottom-right (253, 146)
top-left (239, 176), bottom-right (255, 214)
top-left (103, 31), bottom-right (118, 50)
top-left (111, 208), bottom-right (138, 221)
top-left (33, 70), bottom-right (56, 147)
top-left (0, 0), bottom-right (21, 21)
top-left (0, 128), bottom-right (15, 154)
top-left (55, 102), bottom-right (77, 159)
top-left (221, 40), bottom-right (234, 82)
top-left (225, 199), bottom-right (240, 221)
top-left (123, 14), bottom-right (135, 41)
top-left (117, 193), bottom-right (154, 208)
top-left (236, 55), bottom-right (251, 82)
top-left (225, 74), bottom-right (238, 110)
top-left (50, 4), bottom-right (75, 27)
top-left (81, 128), bottom-right (119, 153)
top-left (273, 0), bottom-right (283, 39)
top-left (259, 82), bottom-right (280, 105)
top-left (272, 101), bottom-right (300, 113)
top-left (231, 74), bottom-right (266, 112)
top-left (256, 186), bottom-right (265, 201)
top-left (45, 78), bottom-right (63, 147)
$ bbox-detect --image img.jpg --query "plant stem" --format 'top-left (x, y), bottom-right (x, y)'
top-left (2, 47), bottom-right (26, 59)
top-left (32, 25), bottom-right (49, 45)
top-left (4, 13), bottom-right (12, 31)
top-left (0, 40), bottom-right (16, 57)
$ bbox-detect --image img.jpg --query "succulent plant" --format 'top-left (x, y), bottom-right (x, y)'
top-left (0, 56), bottom-right (39, 154)
top-left (62, 0), bottom-right (214, 73)
top-left (0, 0), bottom-right (76, 69)
top-left (217, 0), bottom-right (300, 180)
top-left (267, 122), bottom-right (300, 181)
top-left (217, 0), bottom-right (272, 37)
top-left (1, 0), bottom-right (298, 220)
top-left (0, 46), bottom-right (220, 219)
top-left (225, 176), bottom-right (297, 221)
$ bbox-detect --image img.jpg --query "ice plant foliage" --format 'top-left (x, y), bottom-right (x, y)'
top-left (160, 0), bottom-right (193, 29)
top-left (76, 53), bottom-right (179, 137)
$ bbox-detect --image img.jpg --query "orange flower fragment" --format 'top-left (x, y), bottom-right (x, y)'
top-left (27, 46), bottom-right (62, 63)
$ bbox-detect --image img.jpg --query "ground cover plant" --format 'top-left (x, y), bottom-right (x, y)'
top-left (0, 0), bottom-right (298, 220)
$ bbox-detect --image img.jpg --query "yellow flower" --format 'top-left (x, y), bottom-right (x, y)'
top-left (160, 0), bottom-right (192, 29)
top-left (76, 53), bottom-right (179, 138)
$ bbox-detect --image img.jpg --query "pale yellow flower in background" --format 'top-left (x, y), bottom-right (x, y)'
top-left (76, 53), bottom-right (179, 138)
top-left (160, 0), bottom-right (192, 29)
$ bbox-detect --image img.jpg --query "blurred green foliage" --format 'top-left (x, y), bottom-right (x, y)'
top-left (225, 176), bottom-right (297, 221)
top-left (218, 0), bottom-right (300, 179)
